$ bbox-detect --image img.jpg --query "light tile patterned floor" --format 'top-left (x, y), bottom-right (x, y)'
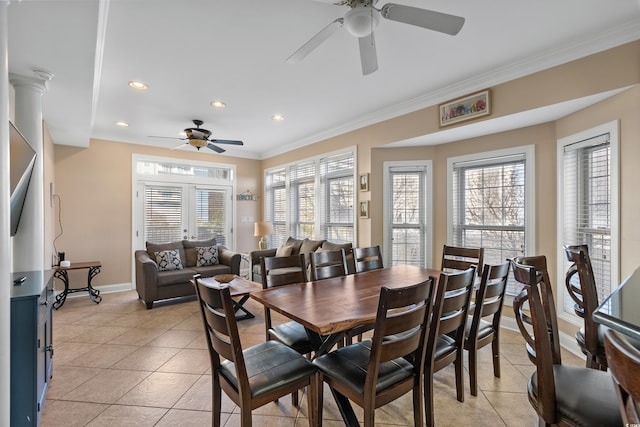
top-left (41, 290), bottom-right (584, 426)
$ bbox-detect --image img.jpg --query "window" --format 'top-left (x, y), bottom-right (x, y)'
top-left (557, 121), bottom-right (619, 319)
top-left (383, 161), bottom-right (432, 267)
top-left (448, 146), bottom-right (535, 296)
top-left (264, 149), bottom-right (355, 247)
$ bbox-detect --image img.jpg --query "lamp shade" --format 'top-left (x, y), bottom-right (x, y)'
top-left (254, 221), bottom-right (274, 237)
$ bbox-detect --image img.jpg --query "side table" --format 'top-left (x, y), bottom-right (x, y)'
top-left (53, 261), bottom-right (102, 309)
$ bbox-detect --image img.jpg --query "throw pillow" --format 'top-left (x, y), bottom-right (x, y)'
top-left (196, 246), bottom-right (219, 267)
top-left (155, 249), bottom-right (183, 272)
top-left (276, 245), bottom-right (293, 257)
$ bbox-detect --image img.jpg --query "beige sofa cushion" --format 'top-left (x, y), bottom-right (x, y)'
top-left (284, 237), bottom-right (304, 254)
top-left (300, 238), bottom-right (325, 265)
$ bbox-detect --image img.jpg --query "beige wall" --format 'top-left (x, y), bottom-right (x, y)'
top-left (43, 123), bottom-right (55, 268)
top-left (53, 139), bottom-right (262, 288)
top-left (48, 40), bottom-right (639, 314)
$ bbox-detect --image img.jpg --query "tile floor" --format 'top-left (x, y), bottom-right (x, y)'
top-left (41, 290), bottom-right (584, 426)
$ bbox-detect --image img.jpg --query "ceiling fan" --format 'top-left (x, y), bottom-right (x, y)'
top-left (286, 0), bottom-right (465, 75)
top-left (149, 119), bottom-right (244, 153)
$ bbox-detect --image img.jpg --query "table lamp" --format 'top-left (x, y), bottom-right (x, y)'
top-left (254, 221), bottom-right (273, 250)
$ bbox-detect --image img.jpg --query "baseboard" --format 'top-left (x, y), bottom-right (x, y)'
top-left (55, 282), bottom-right (134, 300)
top-left (501, 316), bottom-right (585, 359)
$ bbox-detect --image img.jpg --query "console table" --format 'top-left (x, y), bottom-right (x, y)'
top-left (53, 261), bottom-right (102, 309)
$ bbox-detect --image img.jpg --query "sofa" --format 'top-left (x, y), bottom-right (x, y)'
top-left (135, 238), bottom-right (240, 309)
top-left (248, 237), bottom-right (355, 283)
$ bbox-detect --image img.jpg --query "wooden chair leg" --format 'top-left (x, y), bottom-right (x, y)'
top-left (239, 404), bottom-right (252, 427)
top-left (455, 353), bottom-right (465, 402)
top-left (316, 373), bottom-right (324, 427)
top-left (291, 389), bottom-right (299, 406)
top-left (492, 335), bottom-right (501, 378)
top-left (412, 377), bottom-right (424, 427)
top-left (424, 368), bottom-right (435, 427)
top-left (469, 347), bottom-right (478, 396)
top-left (212, 378), bottom-right (222, 427)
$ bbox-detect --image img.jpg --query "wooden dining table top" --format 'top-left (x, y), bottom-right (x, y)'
top-left (250, 265), bottom-right (441, 336)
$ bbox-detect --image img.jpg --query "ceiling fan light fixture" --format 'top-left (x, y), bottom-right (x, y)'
top-left (190, 139), bottom-right (208, 149)
top-left (344, 5), bottom-right (380, 37)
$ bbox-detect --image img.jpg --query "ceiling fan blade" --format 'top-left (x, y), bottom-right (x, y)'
top-left (210, 139), bottom-right (244, 146)
top-left (380, 4), bottom-right (465, 35)
top-left (148, 135), bottom-right (186, 140)
top-left (358, 32), bottom-right (378, 75)
top-left (206, 143), bottom-right (226, 153)
top-left (286, 18), bottom-right (344, 64)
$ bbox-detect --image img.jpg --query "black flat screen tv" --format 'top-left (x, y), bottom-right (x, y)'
top-left (9, 121), bottom-right (36, 236)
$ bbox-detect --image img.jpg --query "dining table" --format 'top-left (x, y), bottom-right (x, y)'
top-left (250, 264), bottom-right (441, 426)
top-left (593, 265), bottom-right (640, 343)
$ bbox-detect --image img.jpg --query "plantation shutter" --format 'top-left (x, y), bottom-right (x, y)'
top-left (289, 160), bottom-right (317, 238)
top-left (264, 168), bottom-right (287, 247)
top-left (194, 187), bottom-right (228, 246)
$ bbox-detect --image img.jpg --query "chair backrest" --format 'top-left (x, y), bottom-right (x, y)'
top-left (604, 329), bottom-right (640, 424)
top-left (260, 253), bottom-right (307, 289)
top-left (193, 274), bottom-right (250, 398)
top-left (441, 245), bottom-right (484, 276)
top-left (425, 266), bottom-right (476, 360)
top-left (354, 245), bottom-right (383, 273)
top-left (468, 261), bottom-right (511, 341)
top-left (512, 269), bottom-right (560, 424)
top-left (511, 255), bottom-right (561, 365)
top-left (564, 245), bottom-right (601, 357)
top-left (309, 248), bottom-right (347, 281)
top-left (563, 244), bottom-right (590, 318)
top-left (365, 278), bottom-right (436, 396)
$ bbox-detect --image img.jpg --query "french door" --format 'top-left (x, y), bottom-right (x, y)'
top-left (136, 183), bottom-right (232, 247)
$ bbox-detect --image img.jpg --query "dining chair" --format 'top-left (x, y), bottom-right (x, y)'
top-left (441, 244), bottom-right (484, 276)
top-left (463, 261), bottom-right (510, 396)
top-left (260, 254), bottom-right (315, 355)
top-left (193, 274), bottom-right (319, 427)
top-left (309, 248), bottom-right (347, 281)
top-left (313, 278), bottom-right (436, 427)
top-left (512, 254), bottom-right (559, 363)
top-left (604, 329), bottom-right (640, 424)
top-left (510, 260), bottom-right (622, 427)
top-left (564, 245), bottom-right (608, 370)
top-left (353, 245), bottom-right (383, 273)
top-left (424, 266), bottom-right (476, 427)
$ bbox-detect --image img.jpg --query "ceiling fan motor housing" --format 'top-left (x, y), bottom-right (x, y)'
top-left (344, 3), bottom-right (380, 37)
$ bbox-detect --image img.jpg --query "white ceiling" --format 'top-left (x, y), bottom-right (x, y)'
top-left (7, 0), bottom-right (640, 160)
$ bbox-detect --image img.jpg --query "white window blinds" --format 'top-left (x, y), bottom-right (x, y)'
top-left (561, 132), bottom-right (612, 311)
top-left (264, 149), bottom-right (355, 248)
top-left (143, 185), bottom-right (183, 243)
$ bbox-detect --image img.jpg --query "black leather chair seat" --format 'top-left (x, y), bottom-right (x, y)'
top-left (314, 340), bottom-right (414, 396)
top-left (434, 334), bottom-right (457, 360)
top-left (529, 364), bottom-right (622, 427)
top-left (465, 319), bottom-right (493, 341)
top-left (269, 321), bottom-right (315, 354)
top-left (220, 340), bottom-right (316, 398)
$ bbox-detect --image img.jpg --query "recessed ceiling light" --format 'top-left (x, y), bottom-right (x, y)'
top-left (272, 114), bottom-right (285, 122)
top-left (128, 81), bottom-right (148, 90)
top-left (115, 121), bottom-right (129, 127)
top-left (210, 100), bottom-right (226, 108)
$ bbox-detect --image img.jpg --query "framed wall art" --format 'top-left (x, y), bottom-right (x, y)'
top-left (359, 200), bottom-right (370, 218)
top-left (359, 173), bottom-right (369, 192)
top-left (439, 89), bottom-right (491, 127)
